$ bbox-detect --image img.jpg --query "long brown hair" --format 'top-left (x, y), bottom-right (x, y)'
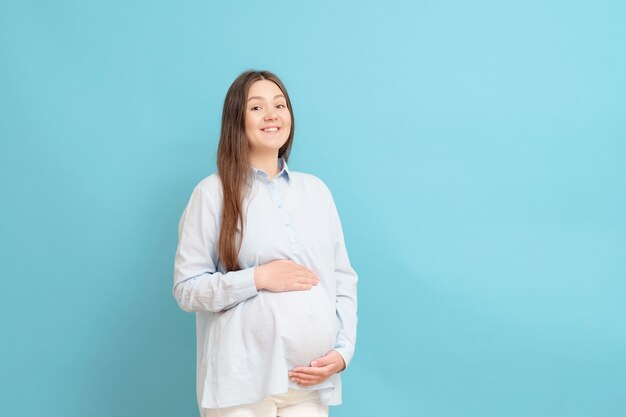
top-left (217, 70), bottom-right (295, 271)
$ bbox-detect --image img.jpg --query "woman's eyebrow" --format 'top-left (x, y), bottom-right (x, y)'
top-left (247, 94), bottom-right (285, 102)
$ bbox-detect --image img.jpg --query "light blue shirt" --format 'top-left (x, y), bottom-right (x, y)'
top-left (173, 158), bottom-right (358, 410)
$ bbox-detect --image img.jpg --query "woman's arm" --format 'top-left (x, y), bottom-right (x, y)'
top-left (173, 181), bottom-right (321, 312)
top-left (329, 193), bottom-right (358, 369)
top-left (173, 183), bottom-right (259, 313)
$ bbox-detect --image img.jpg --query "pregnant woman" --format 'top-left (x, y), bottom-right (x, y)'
top-left (173, 69), bottom-right (358, 417)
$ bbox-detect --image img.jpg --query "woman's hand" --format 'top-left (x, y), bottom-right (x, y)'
top-left (288, 350), bottom-right (346, 386)
top-left (254, 259), bottom-right (320, 292)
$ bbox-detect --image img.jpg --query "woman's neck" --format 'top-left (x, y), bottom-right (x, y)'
top-left (249, 151), bottom-right (280, 179)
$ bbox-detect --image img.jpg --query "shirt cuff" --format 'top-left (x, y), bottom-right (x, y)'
top-left (230, 267), bottom-right (259, 302)
top-left (333, 343), bottom-right (354, 371)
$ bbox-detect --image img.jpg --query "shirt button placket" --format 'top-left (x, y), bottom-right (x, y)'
top-left (270, 179), bottom-right (300, 254)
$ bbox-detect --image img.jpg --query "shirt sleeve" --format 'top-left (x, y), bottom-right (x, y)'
top-left (173, 183), bottom-right (259, 313)
top-left (327, 188), bottom-right (358, 369)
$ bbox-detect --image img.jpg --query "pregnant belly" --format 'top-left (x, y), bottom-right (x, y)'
top-left (246, 287), bottom-right (337, 368)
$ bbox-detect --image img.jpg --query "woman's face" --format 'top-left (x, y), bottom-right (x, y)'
top-left (244, 80), bottom-right (292, 157)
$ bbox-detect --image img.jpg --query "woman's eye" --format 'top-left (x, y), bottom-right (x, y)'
top-left (250, 104), bottom-right (286, 111)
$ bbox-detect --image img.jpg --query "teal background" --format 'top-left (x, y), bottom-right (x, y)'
top-left (1, 0), bottom-right (625, 416)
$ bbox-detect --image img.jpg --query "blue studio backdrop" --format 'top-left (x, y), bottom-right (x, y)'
top-left (1, 1), bottom-right (625, 416)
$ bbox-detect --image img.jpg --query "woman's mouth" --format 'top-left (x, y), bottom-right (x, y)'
top-left (261, 127), bottom-right (281, 134)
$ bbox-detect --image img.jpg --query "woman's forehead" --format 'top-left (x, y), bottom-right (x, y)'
top-left (247, 80), bottom-right (283, 99)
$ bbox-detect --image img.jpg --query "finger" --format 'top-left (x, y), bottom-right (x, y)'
top-left (311, 356), bottom-right (334, 368)
top-left (294, 265), bottom-right (319, 278)
top-left (300, 271), bottom-right (320, 282)
top-left (290, 367), bottom-right (326, 376)
top-left (290, 372), bottom-right (320, 381)
top-left (291, 368), bottom-right (328, 377)
top-left (318, 350), bottom-right (344, 367)
top-left (301, 277), bottom-right (319, 286)
top-left (294, 273), bottom-right (318, 285)
top-left (290, 372), bottom-right (324, 382)
top-left (305, 268), bottom-right (319, 278)
top-left (295, 379), bottom-right (321, 386)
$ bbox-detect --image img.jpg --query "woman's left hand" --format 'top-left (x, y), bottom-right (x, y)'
top-left (289, 350), bottom-right (346, 386)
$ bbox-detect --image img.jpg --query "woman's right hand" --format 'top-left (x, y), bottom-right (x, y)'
top-left (254, 259), bottom-right (320, 292)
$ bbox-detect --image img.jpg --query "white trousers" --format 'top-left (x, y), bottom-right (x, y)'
top-left (201, 389), bottom-right (329, 417)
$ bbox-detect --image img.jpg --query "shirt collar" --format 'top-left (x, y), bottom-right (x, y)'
top-left (251, 157), bottom-right (291, 182)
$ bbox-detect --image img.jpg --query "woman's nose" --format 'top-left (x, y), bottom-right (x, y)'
top-left (264, 109), bottom-right (278, 120)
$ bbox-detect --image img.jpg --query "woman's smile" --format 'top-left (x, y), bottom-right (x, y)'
top-left (261, 126), bottom-right (282, 134)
